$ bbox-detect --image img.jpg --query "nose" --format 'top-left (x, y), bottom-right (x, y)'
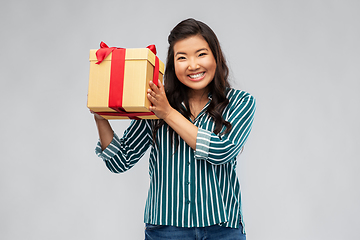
top-left (188, 58), bottom-right (199, 71)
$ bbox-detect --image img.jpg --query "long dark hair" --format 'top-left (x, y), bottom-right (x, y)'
top-left (152, 18), bottom-right (232, 147)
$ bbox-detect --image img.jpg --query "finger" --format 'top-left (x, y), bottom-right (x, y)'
top-left (147, 88), bottom-right (156, 98)
top-left (147, 88), bottom-right (156, 97)
top-left (147, 93), bottom-right (157, 104)
top-left (149, 81), bottom-right (161, 94)
top-left (157, 80), bottom-right (165, 94)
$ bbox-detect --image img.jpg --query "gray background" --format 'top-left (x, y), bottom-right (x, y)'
top-left (1, 0), bottom-right (359, 239)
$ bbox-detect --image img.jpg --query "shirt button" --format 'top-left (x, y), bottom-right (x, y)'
top-left (187, 161), bottom-right (190, 165)
top-left (187, 200), bottom-right (191, 204)
top-left (186, 181), bottom-right (190, 185)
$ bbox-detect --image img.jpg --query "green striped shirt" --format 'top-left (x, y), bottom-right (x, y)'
top-left (95, 88), bottom-right (256, 232)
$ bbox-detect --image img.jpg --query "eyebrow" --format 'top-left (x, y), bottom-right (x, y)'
top-left (175, 48), bottom-right (209, 57)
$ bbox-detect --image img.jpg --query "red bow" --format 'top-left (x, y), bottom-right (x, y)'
top-left (95, 41), bottom-right (157, 64)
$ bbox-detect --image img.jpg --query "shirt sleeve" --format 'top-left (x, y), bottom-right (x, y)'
top-left (195, 93), bottom-right (256, 165)
top-left (95, 119), bottom-right (153, 173)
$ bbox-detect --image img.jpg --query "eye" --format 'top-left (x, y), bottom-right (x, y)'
top-left (199, 52), bottom-right (207, 57)
top-left (176, 56), bottom-right (186, 60)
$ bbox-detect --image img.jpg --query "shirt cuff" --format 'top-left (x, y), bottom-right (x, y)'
top-left (95, 132), bottom-right (121, 161)
top-left (195, 128), bottom-right (211, 160)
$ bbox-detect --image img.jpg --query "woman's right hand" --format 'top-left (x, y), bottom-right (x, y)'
top-left (90, 110), bottom-right (107, 121)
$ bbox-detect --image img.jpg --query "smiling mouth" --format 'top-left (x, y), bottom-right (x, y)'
top-left (188, 72), bottom-right (205, 79)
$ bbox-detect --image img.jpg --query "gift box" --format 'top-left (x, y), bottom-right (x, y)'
top-left (87, 42), bottom-right (165, 120)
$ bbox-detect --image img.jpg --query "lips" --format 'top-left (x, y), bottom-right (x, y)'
top-left (188, 72), bottom-right (205, 81)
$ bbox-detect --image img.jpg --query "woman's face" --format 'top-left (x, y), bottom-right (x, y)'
top-left (173, 35), bottom-right (217, 95)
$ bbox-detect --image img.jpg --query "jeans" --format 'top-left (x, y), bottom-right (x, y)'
top-left (144, 223), bottom-right (246, 240)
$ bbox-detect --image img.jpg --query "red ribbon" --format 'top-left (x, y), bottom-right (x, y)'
top-left (94, 42), bottom-right (160, 119)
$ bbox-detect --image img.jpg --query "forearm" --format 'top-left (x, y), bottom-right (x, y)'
top-left (95, 117), bottom-right (114, 150)
top-left (95, 120), bottom-right (153, 174)
top-left (164, 109), bottom-right (198, 150)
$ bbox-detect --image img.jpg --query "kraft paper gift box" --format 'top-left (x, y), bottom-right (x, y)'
top-left (87, 42), bottom-right (165, 120)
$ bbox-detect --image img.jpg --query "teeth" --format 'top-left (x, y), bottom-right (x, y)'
top-left (189, 72), bottom-right (204, 79)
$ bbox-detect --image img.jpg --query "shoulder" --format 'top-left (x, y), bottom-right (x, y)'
top-left (226, 88), bottom-right (256, 106)
top-left (222, 88), bottom-right (256, 120)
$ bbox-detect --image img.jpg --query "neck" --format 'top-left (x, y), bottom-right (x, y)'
top-left (188, 87), bottom-right (210, 102)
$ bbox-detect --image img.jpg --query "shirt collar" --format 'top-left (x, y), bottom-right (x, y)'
top-left (180, 93), bottom-right (212, 123)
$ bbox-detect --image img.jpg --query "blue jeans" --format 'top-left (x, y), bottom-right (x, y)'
top-left (144, 223), bottom-right (246, 240)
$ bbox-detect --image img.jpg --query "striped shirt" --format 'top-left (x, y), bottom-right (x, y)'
top-left (95, 88), bottom-right (256, 233)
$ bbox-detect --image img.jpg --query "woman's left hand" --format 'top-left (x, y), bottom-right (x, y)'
top-left (147, 80), bottom-right (173, 120)
top-left (148, 80), bottom-right (198, 149)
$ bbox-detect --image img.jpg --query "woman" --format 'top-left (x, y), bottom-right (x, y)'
top-left (93, 18), bottom-right (255, 240)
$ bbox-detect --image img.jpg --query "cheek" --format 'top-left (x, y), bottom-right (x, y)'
top-left (174, 63), bottom-right (185, 78)
top-left (200, 57), bottom-right (216, 72)
top-left (209, 59), bottom-right (217, 72)
top-left (206, 60), bottom-right (217, 76)
top-left (174, 65), bottom-right (180, 78)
